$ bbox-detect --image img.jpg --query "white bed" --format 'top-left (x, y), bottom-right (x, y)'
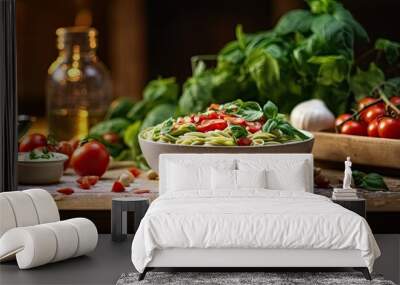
top-left (131, 154), bottom-right (380, 280)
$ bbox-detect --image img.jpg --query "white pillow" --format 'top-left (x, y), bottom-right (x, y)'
top-left (166, 160), bottom-right (236, 192)
top-left (211, 168), bottom-right (236, 191)
top-left (238, 159), bottom-right (309, 192)
top-left (236, 169), bottom-right (267, 189)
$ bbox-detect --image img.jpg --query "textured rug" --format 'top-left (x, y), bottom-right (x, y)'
top-left (116, 272), bottom-right (395, 285)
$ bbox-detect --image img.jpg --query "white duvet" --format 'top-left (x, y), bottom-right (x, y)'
top-left (131, 190), bottom-right (380, 273)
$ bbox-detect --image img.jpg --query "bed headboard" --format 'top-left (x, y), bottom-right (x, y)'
top-left (159, 153), bottom-right (314, 195)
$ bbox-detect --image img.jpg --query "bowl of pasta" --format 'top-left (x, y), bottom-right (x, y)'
top-left (139, 100), bottom-right (314, 172)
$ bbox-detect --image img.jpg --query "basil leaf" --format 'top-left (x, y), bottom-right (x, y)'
top-left (352, 170), bottom-right (389, 191)
top-left (375, 38), bottom-right (400, 65)
top-left (275, 10), bottom-right (313, 35)
top-left (349, 63), bottom-right (385, 100)
top-left (230, 125), bottom-right (248, 139)
top-left (262, 119), bottom-right (278, 133)
top-left (239, 101), bottom-right (263, 120)
top-left (263, 101), bottom-right (278, 119)
top-left (160, 118), bottom-right (174, 135)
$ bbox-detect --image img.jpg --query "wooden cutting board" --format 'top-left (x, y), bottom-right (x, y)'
top-left (312, 132), bottom-right (400, 170)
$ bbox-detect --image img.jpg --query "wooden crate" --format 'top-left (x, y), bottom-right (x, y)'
top-left (312, 132), bottom-right (400, 170)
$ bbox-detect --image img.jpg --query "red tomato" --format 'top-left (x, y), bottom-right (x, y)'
top-left (196, 119), bottom-right (228, 132)
top-left (237, 137), bottom-right (252, 146)
top-left (340, 121), bottom-right (367, 136)
top-left (70, 141), bottom-right (110, 177)
top-left (129, 167), bottom-right (141, 177)
top-left (335, 114), bottom-right (352, 128)
top-left (69, 139), bottom-right (80, 151)
top-left (224, 116), bottom-right (246, 126)
top-left (102, 132), bottom-right (120, 144)
top-left (390, 96), bottom-right (400, 106)
top-left (378, 117), bottom-right (400, 139)
top-left (111, 181), bottom-right (125, 192)
top-left (19, 133), bottom-right (47, 152)
top-left (57, 188), bottom-right (74, 195)
top-left (358, 97), bottom-right (383, 110)
top-left (361, 106), bottom-right (385, 124)
top-left (57, 141), bottom-right (74, 169)
top-left (245, 121), bottom-right (262, 133)
top-left (367, 119), bottom-right (380, 137)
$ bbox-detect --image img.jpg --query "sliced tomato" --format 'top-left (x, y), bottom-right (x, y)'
top-left (245, 121), bottom-right (262, 133)
top-left (111, 181), bottom-right (125, 192)
top-left (237, 137), bottom-right (252, 146)
top-left (78, 180), bottom-right (91, 190)
top-left (196, 119), bottom-right (228, 132)
top-left (224, 116), bottom-right (246, 126)
top-left (57, 188), bottom-right (74, 195)
top-left (129, 167), bottom-right (141, 177)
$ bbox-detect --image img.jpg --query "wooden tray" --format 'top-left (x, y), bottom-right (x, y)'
top-left (312, 132), bottom-right (400, 170)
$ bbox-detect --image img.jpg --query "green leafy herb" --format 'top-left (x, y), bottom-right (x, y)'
top-left (375, 38), bottom-right (400, 65)
top-left (352, 170), bottom-right (389, 191)
top-left (349, 63), bottom-right (385, 100)
top-left (229, 125), bottom-right (248, 139)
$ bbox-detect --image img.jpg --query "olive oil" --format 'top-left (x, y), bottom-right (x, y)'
top-left (48, 108), bottom-right (105, 141)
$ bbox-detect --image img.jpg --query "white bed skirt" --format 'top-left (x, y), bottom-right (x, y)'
top-left (148, 248), bottom-right (366, 268)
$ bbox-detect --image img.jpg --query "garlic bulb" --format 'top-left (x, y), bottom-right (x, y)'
top-left (119, 171), bottom-right (135, 186)
top-left (290, 99), bottom-right (335, 131)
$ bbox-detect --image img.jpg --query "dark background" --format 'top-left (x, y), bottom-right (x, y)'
top-left (16, 0), bottom-right (400, 116)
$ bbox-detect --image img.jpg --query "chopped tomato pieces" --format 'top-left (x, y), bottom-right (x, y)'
top-left (111, 181), bottom-right (125, 192)
top-left (129, 167), bottom-right (141, 177)
top-left (196, 119), bottom-right (228, 132)
top-left (133, 189), bottom-right (150, 194)
top-left (57, 188), bottom-right (74, 195)
top-left (77, 176), bottom-right (99, 186)
top-left (245, 121), bottom-right (262, 133)
top-left (237, 137), bottom-right (252, 146)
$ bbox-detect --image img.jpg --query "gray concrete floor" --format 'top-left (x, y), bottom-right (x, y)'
top-left (0, 235), bottom-right (134, 285)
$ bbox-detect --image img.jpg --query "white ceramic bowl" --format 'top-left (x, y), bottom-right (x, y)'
top-left (18, 152), bottom-right (68, 185)
top-left (139, 131), bottom-right (314, 172)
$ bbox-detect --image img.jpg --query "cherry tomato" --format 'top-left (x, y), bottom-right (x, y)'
top-left (378, 117), bottom-right (400, 139)
top-left (358, 97), bottom-right (383, 110)
top-left (208, 103), bottom-right (220, 111)
top-left (102, 132), bottom-right (120, 144)
top-left (19, 133), bottom-right (47, 152)
top-left (340, 121), bottom-right (367, 136)
top-left (245, 121), bottom-right (262, 133)
top-left (69, 139), bottom-right (80, 151)
top-left (237, 137), bottom-right (252, 146)
top-left (57, 141), bottom-right (74, 169)
top-left (361, 106), bottom-right (385, 124)
top-left (129, 167), bottom-right (141, 177)
top-left (196, 119), bottom-right (228, 132)
top-left (70, 141), bottom-right (110, 177)
top-left (390, 96), bottom-right (400, 106)
top-left (111, 181), bottom-right (125, 192)
top-left (57, 188), bottom-right (74, 195)
top-left (78, 178), bottom-right (91, 190)
top-left (367, 119), bottom-right (380, 137)
top-left (335, 114), bottom-right (352, 129)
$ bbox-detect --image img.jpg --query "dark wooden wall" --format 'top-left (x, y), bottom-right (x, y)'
top-left (16, 0), bottom-right (400, 116)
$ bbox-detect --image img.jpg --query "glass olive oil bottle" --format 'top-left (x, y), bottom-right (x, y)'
top-left (46, 27), bottom-right (112, 140)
